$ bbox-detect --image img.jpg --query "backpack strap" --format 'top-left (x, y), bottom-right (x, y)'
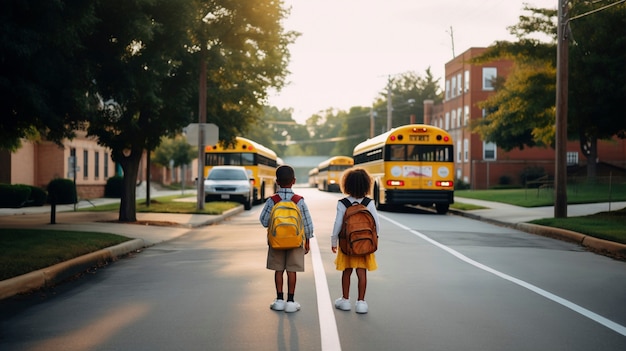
top-left (270, 194), bottom-right (282, 204)
top-left (340, 197), bottom-right (371, 208)
top-left (271, 193), bottom-right (302, 204)
top-left (361, 197), bottom-right (372, 207)
top-left (339, 197), bottom-right (352, 208)
top-left (291, 194), bottom-right (303, 204)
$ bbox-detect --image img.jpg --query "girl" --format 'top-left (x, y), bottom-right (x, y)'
top-left (331, 168), bottom-right (380, 314)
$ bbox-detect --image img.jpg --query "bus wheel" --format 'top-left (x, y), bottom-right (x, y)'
top-left (374, 186), bottom-right (385, 211)
top-left (435, 203), bottom-right (449, 214)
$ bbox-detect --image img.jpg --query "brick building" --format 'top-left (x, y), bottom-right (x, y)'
top-left (0, 132), bottom-right (119, 199)
top-left (424, 47), bottom-right (626, 189)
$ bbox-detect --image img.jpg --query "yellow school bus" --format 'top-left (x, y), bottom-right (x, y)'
top-left (205, 137), bottom-right (278, 203)
top-left (317, 156), bottom-right (354, 192)
top-left (353, 124), bottom-right (454, 213)
top-left (308, 167), bottom-right (319, 188)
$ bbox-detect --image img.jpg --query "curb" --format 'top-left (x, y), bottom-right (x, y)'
top-left (0, 239), bottom-right (145, 300)
top-left (0, 205), bottom-right (244, 300)
top-left (450, 209), bottom-right (626, 261)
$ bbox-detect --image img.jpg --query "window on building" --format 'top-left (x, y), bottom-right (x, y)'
top-left (464, 70), bottom-right (470, 92)
top-left (445, 112), bottom-right (450, 130)
top-left (463, 138), bottom-right (469, 162)
top-left (451, 76), bottom-right (457, 98)
top-left (445, 80), bottom-right (450, 100)
top-left (464, 105), bottom-right (470, 126)
top-left (451, 110), bottom-right (456, 130)
top-left (482, 67), bottom-right (497, 91)
top-left (104, 152), bottom-right (109, 177)
top-left (95, 151), bottom-right (100, 179)
top-left (456, 108), bottom-right (462, 127)
top-left (567, 152), bottom-right (579, 165)
top-left (484, 142), bottom-right (496, 160)
top-left (83, 150), bottom-right (89, 178)
top-left (457, 141), bottom-right (462, 163)
top-left (457, 73), bottom-right (462, 96)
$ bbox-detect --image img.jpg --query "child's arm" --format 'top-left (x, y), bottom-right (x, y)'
top-left (259, 198), bottom-right (273, 227)
top-left (331, 201), bottom-right (344, 253)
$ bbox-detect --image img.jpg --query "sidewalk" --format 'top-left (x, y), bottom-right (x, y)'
top-left (449, 197), bottom-right (626, 260)
top-left (0, 189), bottom-right (243, 300)
top-left (1, 192), bottom-right (625, 300)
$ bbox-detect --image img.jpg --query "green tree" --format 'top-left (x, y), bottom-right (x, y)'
top-left (85, 0), bottom-right (294, 221)
top-left (470, 3), bottom-right (626, 179)
top-left (568, 0), bottom-right (626, 178)
top-left (0, 0), bottom-right (98, 150)
top-left (473, 59), bottom-right (556, 150)
top-left (152, 136), bottom-right (197, 169)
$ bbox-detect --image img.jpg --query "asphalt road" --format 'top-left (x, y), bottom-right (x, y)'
top-left (1, 187), bottom-right (625, 350)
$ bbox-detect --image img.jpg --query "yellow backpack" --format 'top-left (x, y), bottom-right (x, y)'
top-left (267, 194), bottom-right (304, 250)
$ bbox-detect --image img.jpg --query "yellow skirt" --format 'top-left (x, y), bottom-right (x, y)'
top-left (335, 249), bottom-right (377, 271)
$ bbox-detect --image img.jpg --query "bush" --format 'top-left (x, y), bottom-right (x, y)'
top-left (499, 175), bottom-right (512, 186)
top-left (454, 178), bottom-right (470, 190)
top-left (105, 176), bottom-right (123, 198)
top-left (47, 178), bottom-right (77, 205)
top-left (0, 184), bottom-right (31, 208)
top-left (17, 184), bottom-right (47, 206)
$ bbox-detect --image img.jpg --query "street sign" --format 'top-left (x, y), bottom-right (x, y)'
top-left (184, 123), bottom-right (219, 145)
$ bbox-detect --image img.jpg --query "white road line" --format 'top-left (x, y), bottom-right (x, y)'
top-left (310, 237), bottom-right (342, 350)
top-left (380, 214), bottom-right (626, 337)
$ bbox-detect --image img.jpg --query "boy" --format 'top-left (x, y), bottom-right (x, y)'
top-left (260, 165), bottom-right (314, 313)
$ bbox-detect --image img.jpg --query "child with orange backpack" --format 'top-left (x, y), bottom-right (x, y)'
top-left (331, 168), bottom-right (380, 314)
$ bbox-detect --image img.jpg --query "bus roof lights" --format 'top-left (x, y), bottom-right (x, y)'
top-left (443, 136), bottom-right (449, 142)
top-left (412, 127), bottom-right (427, 133)
top-left (390, 135), bottom-right (396, 141)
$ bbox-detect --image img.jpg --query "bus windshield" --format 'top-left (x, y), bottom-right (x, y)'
top-left (385, 145), bottom-right (453, 162)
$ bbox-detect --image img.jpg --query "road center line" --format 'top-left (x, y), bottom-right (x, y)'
top-left (310, 237), bottom-right (342, 351)
top-left (380, 214), bottom-right (626, 337)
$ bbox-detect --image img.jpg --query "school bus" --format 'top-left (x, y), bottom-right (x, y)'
top-left (205, 137), bottom-right (279, 204)
top-left (317, 156), bottom-right (354, 192)
top-left (352, 124), bottom-right (454, 213)
top-left (308, 167), bottom-right (319, 188)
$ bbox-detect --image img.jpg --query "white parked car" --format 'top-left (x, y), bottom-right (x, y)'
top-left (204, 166), bottom-right (253, 210)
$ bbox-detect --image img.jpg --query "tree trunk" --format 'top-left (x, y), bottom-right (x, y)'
top-left (118, 149), bottom-right (142, 222)
top-left (580, 132), bottom-right (598, 183)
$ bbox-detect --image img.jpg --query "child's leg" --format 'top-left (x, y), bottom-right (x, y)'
top-left (286, 271), bottom-right (297, 301)
top-left (275, 270), bottom-right (284, 298)
top-left (356, 268), bottom-right (367, 300)
top-left (341, 268), bottom-right (353, 299)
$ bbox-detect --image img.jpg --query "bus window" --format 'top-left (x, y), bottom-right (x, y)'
top-left (241, 153), bottom-right (254, 165)
top-left (390, 145), bottom-right (405, 161)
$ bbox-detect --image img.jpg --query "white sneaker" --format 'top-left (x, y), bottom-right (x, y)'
top-left (284, 301), bottom-right (301, 313)
top-left (334, 297), bottom-right (351, 311)
top-left (270, 299), bottom-right (286, 311)
top-left (355, 300), bottom-right (368, 314)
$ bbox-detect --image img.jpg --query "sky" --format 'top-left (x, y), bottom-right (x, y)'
top-left (267, 0), bottom-right (557, 124)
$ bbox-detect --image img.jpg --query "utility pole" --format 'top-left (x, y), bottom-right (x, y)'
top-left (554, 0), bottom-right (569, 218)
top-left (196, 44), bottom-right (207, 210)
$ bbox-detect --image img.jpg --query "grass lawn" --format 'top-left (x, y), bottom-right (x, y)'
top-left (0, 197), bottom-right (239, 281)
top-left (455, 182), bottom-right (626, 207)
top-left (0, 229), bottom-right (130, 281)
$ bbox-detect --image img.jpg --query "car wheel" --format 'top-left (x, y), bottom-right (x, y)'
top-left (244, 196), bottom-right (252, 210)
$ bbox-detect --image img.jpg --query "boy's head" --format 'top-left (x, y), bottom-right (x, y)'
top-left (276, 165), bottom-right (296, 188)
top-left (341, 168), bottom-right (371, 198)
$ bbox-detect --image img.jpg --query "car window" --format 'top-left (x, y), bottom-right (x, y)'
top-left (209, 169), bottom-right (248, 180)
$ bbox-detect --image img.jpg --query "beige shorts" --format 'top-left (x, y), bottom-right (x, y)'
top-left (266, 246), bottom-right (305, 272)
